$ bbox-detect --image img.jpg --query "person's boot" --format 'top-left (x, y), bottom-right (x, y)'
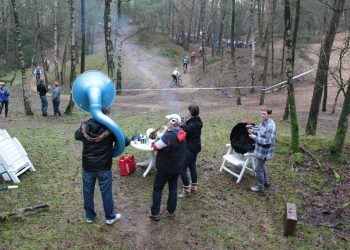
top-left (178, 185), bottom-right (191, 198)
top-left (190, 183), bottom-right (198, 194)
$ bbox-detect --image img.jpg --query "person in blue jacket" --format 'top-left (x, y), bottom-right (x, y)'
top-left (0, 82), bottom-right (10, 117)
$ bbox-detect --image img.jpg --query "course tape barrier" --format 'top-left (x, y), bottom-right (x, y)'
top-left (119, 68), bottom-right (317, 92)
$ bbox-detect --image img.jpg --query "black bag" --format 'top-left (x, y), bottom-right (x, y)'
top-left (230, 122), bottom-right (255, 154)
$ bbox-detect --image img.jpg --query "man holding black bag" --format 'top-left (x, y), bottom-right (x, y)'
top-left (248, 108), bottom-right (276, 193)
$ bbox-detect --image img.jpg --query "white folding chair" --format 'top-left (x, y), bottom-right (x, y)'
top-left (219, 144), bottom-right (255, 183)
top-left (0, 131), bottom-right (35, 183)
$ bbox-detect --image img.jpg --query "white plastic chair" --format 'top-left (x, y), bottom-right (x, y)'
top-left (219, 144), bottom-right (255, 183)
top-left (0, 131), bottom-right (35, 183)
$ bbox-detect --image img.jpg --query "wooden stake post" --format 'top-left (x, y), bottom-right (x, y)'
top-left (284, 203), bottom-right (298, 236)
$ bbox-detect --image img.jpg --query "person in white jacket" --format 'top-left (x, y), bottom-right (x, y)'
top-left (171, 68), bottom-right (181, 86)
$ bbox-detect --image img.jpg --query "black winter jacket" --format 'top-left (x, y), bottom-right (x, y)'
top-left (75, 118), bottom-right (127, 171)
top-left (181, 116), bottom-right (203, 154)
top-left (156, 129), bottom-right (186, 175)
top-left (37, 83), bottom-right (49, 96)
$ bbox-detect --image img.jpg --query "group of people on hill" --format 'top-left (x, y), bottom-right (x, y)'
top-left (35, 66), bottom-right (61, 117)
top-left (36, 78), bottom-right (61, 117)
top-left (74, 101), bottom-right (276, 224)
top-left (171, 49), bottom-right (201, 87)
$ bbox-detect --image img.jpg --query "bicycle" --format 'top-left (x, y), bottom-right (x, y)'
top-left (170, 76), bottom-right (182, 88)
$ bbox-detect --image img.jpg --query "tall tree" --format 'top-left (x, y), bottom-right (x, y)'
top-left (331, 74), bottom-right (350, 154)
top-left (305, 0), bottom-right (346, 135)
top-left (10, 0), bottom-right (33, 115)
top-left (283, 0), bottom-right (300, 120)
top-left (185, 0), bottom-right (195, 52)
top-left (284, 0), bottom-right (299, 152)
top-left (80, 0), bottom-right (86, 73)
top-left (65, 0), bottom-right (76, 114)
top-left (230, 0), bottom-right (241, 105)
top-left (250, 0), bottom-right (256, 93)
top-left (259, 0), bottom-right (275, 105)
top-left (104, 0), bottom-right (115, 81)
top-left (33, 0), bottom-right (48, 86)
top-left (115, 0), bottom-right (122, 95)
top-left (54, 0), bottom-right (59, 81)
top-left (197, 0), bottom-right (206, 40)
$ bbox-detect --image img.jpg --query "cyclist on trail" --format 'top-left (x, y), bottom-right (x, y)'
top-left (190, 50), bottom-right (196, 63)
top-left (172, 67), bottom-right (181, 86)
top-left (183, 56), bottom-right (189, 72)
top-left (199, 47), bottom-right (203, 57)
top-left (34, 66), bottom-right (41, 80)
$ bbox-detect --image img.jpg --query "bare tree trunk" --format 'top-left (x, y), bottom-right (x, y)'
top-left (65, 0), bottom-right (76, 114)
top-left (115, 0), bottom-right (122, 95)
top-left (80, 0), bottom-right (86, 74)
top-left (306, 0), bottom-right (346, 135)
top-left (10, 0), bottom-right (33, 115)
top-left (197, 0), bottom-right (206, 40)
top-left (54, 0), bottom-right (59, 81)
top-left (210, 0), bottom-right (217, 58)
top-left (230, 0), bottom-right (241, 105)
top-left (259, 0), bottom-right (274, 105)
top-left (218, 0), bottom-right (227, 87)
top-left (332, 88), bottom-right (342, 114)
top-left (60, 40), bottom-right (68, 85)
top-left (250, 0), bottom-right (256, 93)
top-left (104, 0), bottom-right (115, 81)
top-left (331, 75), bottom-right (350, 154)
top-left (185, 0), bottom-right (195, 52)
top-left (33, 0), bottom-right (48, 86)
top-left (257, 0), bottom-right (264, 47)
top-left (283, 0), bottom-right (300, 120)
top-left (284, 0), bottom-right (299, 152)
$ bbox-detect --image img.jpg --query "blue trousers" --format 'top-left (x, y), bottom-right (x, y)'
top-left (52, 100), bottom-right (61, 116)
top-left (151, 171), bottom-right (179, 216)
top-left (180, 150), bottom-right (198, 186)
top-left (255, 157), bottom-right (270, 191)
top-left (40, 96), bottom-right (48, 116)
top-left (82, 169), bottom-right (116, 221)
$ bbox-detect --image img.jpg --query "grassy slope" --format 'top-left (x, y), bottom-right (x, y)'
top-left (0, 34), bottom-right (349, 249)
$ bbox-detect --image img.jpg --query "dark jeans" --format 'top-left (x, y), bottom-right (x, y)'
top-left (0, 101), bottom-right (9, 117)
top-left (52, 100), bottom-right (61, 117)
top-left (82, 169), bottom-right (116, 221)
top-left (151, 171), bottom-right (179, 216)
top-left (180, 150), bottom-right (198, 187)
top-left (255, 157), bottom-right (270, 191)
top-left (40, 96), bottom-right (48, 116)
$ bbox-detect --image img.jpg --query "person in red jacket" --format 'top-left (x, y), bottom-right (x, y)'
top-left (150, 114), bottom-right (186, 221)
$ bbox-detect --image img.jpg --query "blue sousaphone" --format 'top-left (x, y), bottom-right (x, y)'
top-left (72, 70), bottom-right (125, 156)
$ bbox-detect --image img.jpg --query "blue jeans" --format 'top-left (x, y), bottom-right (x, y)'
top-left (255, 157), bottom-right (270, 191)
top-left (52, 100), bottom-right (61, 116)
top-left (180, 150), bottom-right (198, 187)
top-left (40, 96), bottom-right (48, 116)
top-left (82, 169), bottom-right (116, 221)
top-left (151, 171), bottom-right (179, 216)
